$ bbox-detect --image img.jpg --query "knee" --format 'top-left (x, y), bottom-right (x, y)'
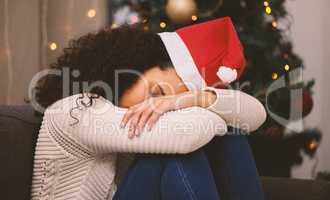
top-left (207, 134), bottom-right (252, 158)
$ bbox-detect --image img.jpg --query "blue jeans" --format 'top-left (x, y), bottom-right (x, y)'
top-left (113, 131), bottom-right (264, 200)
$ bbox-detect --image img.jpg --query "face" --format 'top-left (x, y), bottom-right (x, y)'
top-left (119, 66), bottom-right (188, 108)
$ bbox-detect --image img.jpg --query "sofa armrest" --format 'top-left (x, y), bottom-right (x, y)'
top-left (0, 105), bottom-right (41, 200)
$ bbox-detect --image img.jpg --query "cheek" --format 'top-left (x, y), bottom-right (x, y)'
top-left (173, 84), bottom-right (189, 94)
top-left (119, 85), bottom-right (149, 108)
top-left (161, 78), bottom-right (189, 95)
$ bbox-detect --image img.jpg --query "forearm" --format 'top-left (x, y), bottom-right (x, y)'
top-left (75, 107), bottom-right (225, 154)
top-left (52, 95), bottom-right (227, 154)
top-left (131, 87), bottom-right (266, 133)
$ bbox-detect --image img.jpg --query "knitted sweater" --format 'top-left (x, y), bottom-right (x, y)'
top-left (31, 88), bottom-right (266, 200)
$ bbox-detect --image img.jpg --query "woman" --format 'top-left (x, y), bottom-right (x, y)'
top-left (31, 23), bottom-right (266, 199)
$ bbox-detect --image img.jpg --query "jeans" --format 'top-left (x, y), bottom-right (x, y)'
top-left (113, 131), bottom-right (264, 200)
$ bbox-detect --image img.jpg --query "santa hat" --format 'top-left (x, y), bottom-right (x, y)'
top-left (158, 17), bottom-right (246, 90)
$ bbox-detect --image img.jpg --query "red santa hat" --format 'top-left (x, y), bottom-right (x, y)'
top-left (158, 17), bottom-right (246, 90)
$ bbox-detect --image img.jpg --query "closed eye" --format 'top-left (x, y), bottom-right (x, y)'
top-left (157, 84), bottom-right (166, 96)
top-left (149, 84), bottom-right (166, 97)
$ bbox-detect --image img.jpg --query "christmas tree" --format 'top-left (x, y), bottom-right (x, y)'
top-left (108, 0), bottom-right (321, 177)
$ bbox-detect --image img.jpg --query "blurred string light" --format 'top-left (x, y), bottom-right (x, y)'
top-left (272, 72), bottom-right (278, 80)
top-left (191, 15), bottom-right (198, 21)
top-left (284, 64), bottom-right (290, 71)
top-left (263, 1), bottom-right (269, 7)
top-left (160, 21), bottom-right (167, 29)
top-left (272, 21), bottom-right (278, 28)
top-left (263, 1), bottom-right (272, 15)
top-left (87, 9), bottom-right (96, 18)
top-left (111, 23), bottom-right (119, 29)
top-left (265, 6), bottom-right (272, 15)
top-left (49, 42), bottom-right (58, 51)
top-left (263, 1), bottom-right (286, 78)
top-left (309, 140), bottom-right (318, 150)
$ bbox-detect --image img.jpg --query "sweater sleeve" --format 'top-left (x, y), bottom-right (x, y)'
top-left (47, 94), bottom-right (227, 155)
top-left (203, 87), bottom-right (267, 133)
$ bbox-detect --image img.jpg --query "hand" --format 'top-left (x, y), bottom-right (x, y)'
top-left (120, 95), bottom-right (177, 138)
top-left (120, 90), bottom-right (216, 139)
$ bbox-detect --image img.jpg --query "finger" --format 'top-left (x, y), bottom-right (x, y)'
top-left (128, 120), bottom-right (137, 139)
top-left (121, 108), bottom-right (136, 128)
top-left (146, 112), bottom-right (161, 131)
top-left (135, 108), bottom-right (154, 136)
top-left (128, 111), bottom-right (142, 138)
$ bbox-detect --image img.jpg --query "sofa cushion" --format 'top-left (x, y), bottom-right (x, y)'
top-left (262, 177), bottom-right (330, 200)
top-left (0, 105), bottom-right (41, 200)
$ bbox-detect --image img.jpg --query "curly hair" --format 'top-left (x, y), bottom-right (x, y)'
top-left (35, 25), bottom-right (173, 113)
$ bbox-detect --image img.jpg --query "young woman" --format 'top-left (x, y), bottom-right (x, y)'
top-left (31, 24), bottom-right (266, 200)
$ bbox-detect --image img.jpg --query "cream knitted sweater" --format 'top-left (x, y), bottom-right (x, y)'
top-left (31, 88), bottom-right (266, 200)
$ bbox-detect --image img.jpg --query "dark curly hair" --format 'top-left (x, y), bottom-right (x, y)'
top-left (34, 25), bottom-right (173, 113)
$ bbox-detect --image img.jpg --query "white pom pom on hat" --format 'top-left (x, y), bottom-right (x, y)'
top-left (217, 66), bottom-right (238, 84)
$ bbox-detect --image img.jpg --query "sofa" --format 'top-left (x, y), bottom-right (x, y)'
top-left (0, 105), bottom-right (329, 200)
